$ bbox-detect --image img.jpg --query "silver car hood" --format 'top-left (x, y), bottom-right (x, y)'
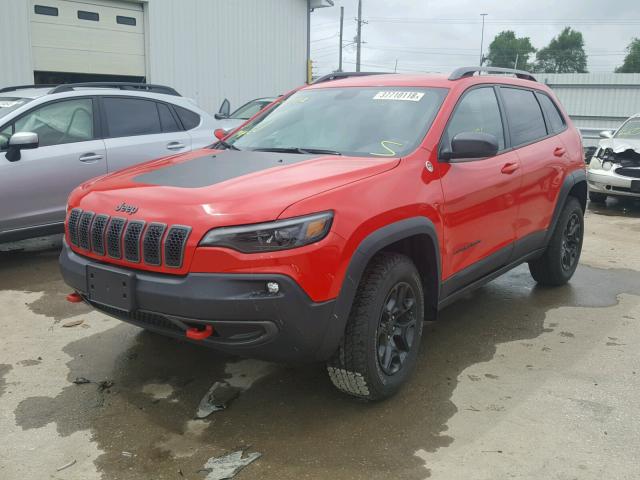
top-left (598, 138), bottom-right (640, 154)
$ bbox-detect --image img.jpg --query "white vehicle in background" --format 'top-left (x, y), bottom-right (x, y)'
top-left (587, 113), bottom-right (640, 203)
top-left (214, 97), bottom-right (278, 131)
top-left (0, 82), bottom-right (219, 242)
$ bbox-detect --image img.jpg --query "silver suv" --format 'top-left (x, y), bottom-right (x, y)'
top-left (0, 83), bottom-right (218, 242)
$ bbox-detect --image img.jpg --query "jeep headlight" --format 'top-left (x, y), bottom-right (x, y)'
top-left (199, 211), bottom-right (333, 253)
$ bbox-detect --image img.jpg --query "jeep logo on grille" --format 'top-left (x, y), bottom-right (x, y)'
top-left (115, 202), bottom-right (138, 215)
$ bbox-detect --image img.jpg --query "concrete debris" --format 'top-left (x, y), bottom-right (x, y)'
top-left (201, 450), bottom-right (261, 480)
top-left (72, 377), bottom-right (91, 385)
top-left (62, 319), bottom-right (84, 328)
top-left (195, 381), bottom-right (241, 418)
top-left (56, 459), bottom-right (76, 471)
top-left (98, 380), bottom-right (114, 391)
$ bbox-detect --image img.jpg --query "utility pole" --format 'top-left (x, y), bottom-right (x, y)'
top-left (479, 13), bottom-right (488, 66)
top-left (514, 53), bottom-right (519, 70)
top-left (338, 6), bottom-right (344, 72)
top-left (356, 0), bottom-right (363, 72)
top-left (394, 59), bottom-right (398, 73)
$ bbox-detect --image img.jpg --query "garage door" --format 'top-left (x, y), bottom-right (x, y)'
top-left (30, 0), bottom-right (145, 77)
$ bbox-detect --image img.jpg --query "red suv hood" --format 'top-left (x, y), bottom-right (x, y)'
top-left (68, 148), bottom-right (398, 273)
top-left (73, 148), bottom-right (399, 224)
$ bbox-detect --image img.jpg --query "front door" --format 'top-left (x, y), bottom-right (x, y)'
top-left (438, 86), bottom-right (522, 297)
top-left (0, 97), bottom-right (106, 235)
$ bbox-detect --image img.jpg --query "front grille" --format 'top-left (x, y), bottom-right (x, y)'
top-left (89, 301), bottom-right (184, 333)
top-left (164, 226), bottom-right (191, 268)
top-left (143, 223), bottom-right (166, 266)
top-left (106, 217), bottom-right (127, 258)
top-left (616, 167), bottom-right (640, 179)
top-left (68, 208), bottom-right (82, 246)
top-left (66, 212), bottom-right (190, 269)
top-left (91, 214), bottom-right (109, 255)
top-left (78, 212), bottom-right (94, 250)
top-left (123, 220), bottom-right (145, 263)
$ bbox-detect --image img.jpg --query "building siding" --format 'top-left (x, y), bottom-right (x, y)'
top-left (145, 0), bottom-right (308, 114)
top-left (0, 0), bottom-right (33, 86)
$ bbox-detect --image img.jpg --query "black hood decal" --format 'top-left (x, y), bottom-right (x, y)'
top-left (133, 150), bottom-right (318, 188)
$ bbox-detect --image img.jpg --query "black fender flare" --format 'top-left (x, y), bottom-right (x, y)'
top-left (315, 216), bottom-right (441, 360)
top-left (545, 169), bottom-right (587, 245)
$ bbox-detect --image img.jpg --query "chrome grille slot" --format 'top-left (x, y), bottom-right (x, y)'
top-left (123, 220), bottom-right (146, 263)
top-left (143, 223), bottom-right (166, 266)
top-left (90, 214), bottom-right (109, 255)
top-left (77, 211), bottom-right (94, 250)
top-left (68, 208), bottom-right (83, 246)
top-left (164, 226), bottom-right (191, 268)
top-left (106, 217), bottom-right (126, 259)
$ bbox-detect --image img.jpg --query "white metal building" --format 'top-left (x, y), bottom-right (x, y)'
top-left (0, 0), bottom-right (322, 114)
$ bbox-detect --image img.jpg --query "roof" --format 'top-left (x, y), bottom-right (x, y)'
top-left (0, 87), bottom-right (51, 99)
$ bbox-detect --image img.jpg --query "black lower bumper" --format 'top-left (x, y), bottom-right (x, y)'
top-left (59, 242), bottom-right (338, 362)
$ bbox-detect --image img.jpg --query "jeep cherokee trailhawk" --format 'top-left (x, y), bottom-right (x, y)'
top-left (60, 68), bottom-right (586, 400)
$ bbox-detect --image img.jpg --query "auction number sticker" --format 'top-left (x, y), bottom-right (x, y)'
top-left (0, 100), bottom-right (22, 108)
top-left (373, 91), bottom-right (424, 102)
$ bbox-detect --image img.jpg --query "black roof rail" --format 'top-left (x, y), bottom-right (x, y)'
top-left (449, 66), bottom-right (537, 82)
top-left (313, 71), bottom-right (389, 84)
top-left (48, 82), bottom-right (181, 96)
top-left (0, 84), bottom-right (57, 93)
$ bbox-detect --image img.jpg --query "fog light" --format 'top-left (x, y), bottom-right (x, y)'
top-left (266, 282), bottom-right (280, 294)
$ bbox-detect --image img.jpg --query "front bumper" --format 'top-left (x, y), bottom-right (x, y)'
top-left (59, 241), bottom-right (338, 362)
top-left (587, 166), bottom-right (640, 198)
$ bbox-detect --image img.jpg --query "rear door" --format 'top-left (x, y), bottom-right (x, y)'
top-left (0, 97), bottom-right (106, 234)
top-left (101, 96), bottom-right (192, 172)
top-left (498, 87), bottom-right (568, 256)
top-left (439, 86), bottom-right (522, 295)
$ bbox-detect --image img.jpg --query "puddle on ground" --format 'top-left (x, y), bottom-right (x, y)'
top-left (587, 196), bottom-right (640, 218)
top-left (8, 262), bottom-right (640, 479)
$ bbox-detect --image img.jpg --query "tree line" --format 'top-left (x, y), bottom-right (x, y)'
top-left (485, 28), bottom-right (640, 73)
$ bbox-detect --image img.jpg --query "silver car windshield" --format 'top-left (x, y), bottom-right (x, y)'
top-left (616, 118), bottom-right (640, 140)
top-left (0, 97), bottom-right (30, 119)
top-left (227, 87), bottom-right (448, 157)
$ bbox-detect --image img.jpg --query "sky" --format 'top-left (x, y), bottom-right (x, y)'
top-left (310, 0), bottom-right (640, 76)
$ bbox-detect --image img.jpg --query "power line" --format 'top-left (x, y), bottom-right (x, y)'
top-left (366, 17), bottom-right (640, 25)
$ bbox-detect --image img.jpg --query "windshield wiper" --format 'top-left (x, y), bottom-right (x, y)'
top-left (213, 140), bottom-right (241, 151)
top-left (252, 147), bottom-right (342, 156)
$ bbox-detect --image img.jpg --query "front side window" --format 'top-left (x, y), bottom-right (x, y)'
top-left (227, 87), bottom-right (448, 157)
top-left (444, 87), bottom-right (505, 151)
top-left (13, 99), bottom-right (94, 147)
top-left (103, 98), bottom-right (162, 137)
top-left (615, 118), bottom-right (640, 139)
top-left (501, 87), bottom-right (547, 146)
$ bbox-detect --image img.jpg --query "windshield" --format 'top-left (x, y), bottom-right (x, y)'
top-left (615, 118), bottom-right (640, 140)
top-left (231, 100), bottom-right (273, 120)
top-left (0, 97), bottom-right (30, 119)
top-left (227, 87), bottom-right (448, 157)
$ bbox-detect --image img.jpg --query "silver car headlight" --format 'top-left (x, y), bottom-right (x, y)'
top-left (199, 211), bottom-right (333, 253)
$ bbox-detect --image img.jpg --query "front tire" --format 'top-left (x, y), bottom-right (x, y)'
top-left (327, 252), bottom-right (424, 401)
top-left (528, 196), bottom-right (584, 286)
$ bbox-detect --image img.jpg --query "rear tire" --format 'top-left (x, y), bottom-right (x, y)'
top-left (528, 196), bottom-right (584, 286)
top-left (327, 252), bottom-right (424, 401)
top-left (588, 191), bottom-right (607, 203)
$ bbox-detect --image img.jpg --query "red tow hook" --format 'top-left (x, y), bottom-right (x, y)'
top-left (186, 325), bottom-right (214, 341)
top-left (66, 292), bottom-right (83, 303)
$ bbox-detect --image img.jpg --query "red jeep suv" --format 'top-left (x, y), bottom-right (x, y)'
top-left (60, 67), bottom-right (586, 400)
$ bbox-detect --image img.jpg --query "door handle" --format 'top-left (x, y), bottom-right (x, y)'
top-left (501, 162), bottom-right (519, 174)
top-left (167, 142), bottom-right (186, 151)
top-left (79, 153), bottom-right (103, 163)
top-left (553, 147), bottom-right (566, 157)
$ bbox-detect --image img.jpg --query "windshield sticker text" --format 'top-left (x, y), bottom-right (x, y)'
top-left (373, 91), bottom-right (424, 102)
top-left (0, 101), bottom-right (22, 108)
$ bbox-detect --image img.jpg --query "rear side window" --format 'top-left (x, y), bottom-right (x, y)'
top-left (103, 98), bottom-right (162, 137)
top-left (157, 103), bottom-right (181, 132)
top-left (536, 93), bottom-right (566, 134)
top-left (500, 88), bottom-right (547, 146)
top-left (174, 106), bottom-right (201, 130)
top-left (445, 87), bottom-right (505, 150)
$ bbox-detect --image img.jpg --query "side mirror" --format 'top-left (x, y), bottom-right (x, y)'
top-left (442, 132), bottom-right (499, 161)
top-left (599, 130), bottom-right (613, 139)
top-left (6, 131), bottom-right (39, 162)
top-left (215, 98), bottom-right (231, 120)
top-left (214, 128), bottom-right (228, 140)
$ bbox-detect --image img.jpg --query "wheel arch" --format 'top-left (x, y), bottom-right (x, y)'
top-left (545, 169), bottom-right (587, 245)
top-left (316, 217), bottom-right (441, 359)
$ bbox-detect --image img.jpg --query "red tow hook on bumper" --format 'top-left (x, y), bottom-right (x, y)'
top-left (66, 292), bottom-right (83, 303)
top-left (186, 325), bottom-right (214, 341)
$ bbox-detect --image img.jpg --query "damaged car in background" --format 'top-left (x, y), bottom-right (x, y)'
top-left (587, 113), bottom-right (640, 203)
